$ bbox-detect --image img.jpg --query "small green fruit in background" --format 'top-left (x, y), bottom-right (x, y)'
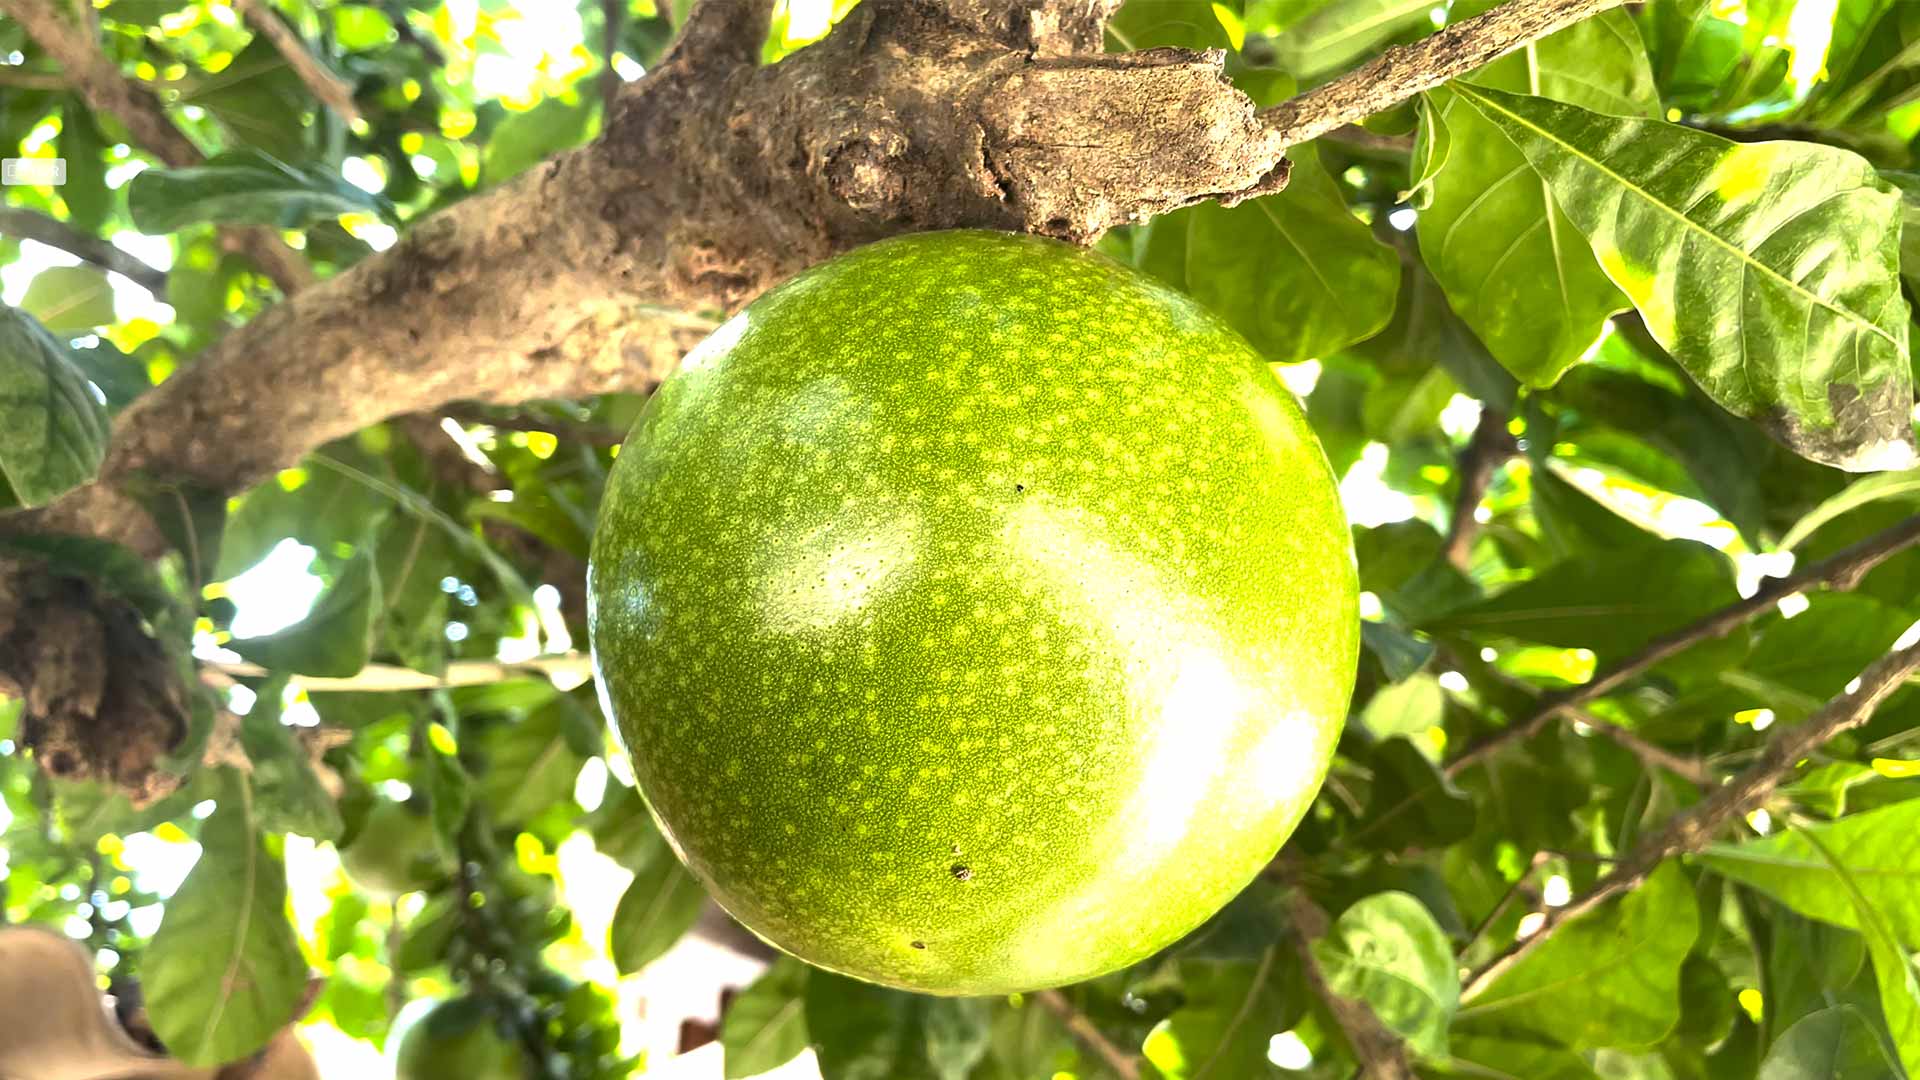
top-left (590, 230), bottom-right (1358, 995)
top-left (393, 997), bottom-right (528, 1080)
top-left (340, 798), bottom-right (451, 897)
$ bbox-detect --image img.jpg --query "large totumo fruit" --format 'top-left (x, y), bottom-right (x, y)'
top-left (590, 230), bottom-right (1358, 994)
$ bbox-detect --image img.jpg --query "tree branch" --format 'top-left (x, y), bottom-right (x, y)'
top-left (1573, 707), bottom-right (1713, 789)
top-left (1261, 0), bottom-right (1627, 146)
top-left (208, 654), bottom-right (594, 692)
top-left (1461, 637), bottom-right (1920, 1000)
top-left (1033, 990), bottom-right (1140, 1080)
top-left (1287, 893), bottom-right (1416, 1079)
top-left (0, 0), bottom-right (314, 295)
top-left (1445, 512), bottom-right (1920, 776)
top-left (0, 208), bottom-right (170, 297)
top-left (231, 0), bottom-right (362, 125)
top-left (1441, 409), bottom-right (1515, 570)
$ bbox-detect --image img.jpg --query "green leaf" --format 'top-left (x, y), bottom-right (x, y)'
top-left (1780, 468), bottom-right (1920, 551)
top-left (804, 971), bottom-right (991, 1080)
top-left (1422, 537), bottom-right (1738, 666)
top-left (237, 675), bottom-right (343, 840)
top-left (1269, 0), bottom-right (1431, 78)
top-left (473, 699), bottom-right (589, 825)
top-left (1798, 828), bottom-right (1920, 1079)
top-left (1420, 8), bottom-right (1657, 387)
top-left (1436, 1033), bottom-right (1599, 1079)
top-left (1695, 800), bottom-right (1920, 949)
top-left (67, 340), bottom-right (151, 413)
top-left (143, 772), bottom-right (310, 1066)
top-left (128, 149), bottom-right (392, 233)
top-left (0, 304), bottom-right (109, 507)
top-left (178, 37), bottom-right (316, 163)
top-left (1311, 891), bottom-right (1458, 1057)
top-left (1458, 861), bottom-right (1698, 1049)
top-left (608, 852), bottom-right (707, 974)
top-left (1143, 948), bottom-right (1299, 1078)
top-left (1359, 673), bottom-right (1445, 741)
top-left (1106, 0), bottom-right (1233, 49)
top-left (1353, 737), bottom-right (1475, 851)
top-left (1803, 0), bottom-right (1920, 128)
top-left (482, 95), bottom-right (597, 185)
top-left (1448, 84), bottom-right (1915, 472)
top-left (122, 474), bottom-right (226, 588)
top-left (231, 549), bottom-right (380, 677)
top-left (1757, 1006), bottom-right (1901, 1080)
top-left (59, 96), bottom-right (111, 235)
top-left (721, 958), bottom-right (811, 1079)
top-left (21, 265), bottom-right (115, 333)
top-left (1351, 255), bottom-right (1519, 413)
top-left (1185, 145), bottom-right (1400, 363)
top-left (1360, 619), bottom-right (1436, 684)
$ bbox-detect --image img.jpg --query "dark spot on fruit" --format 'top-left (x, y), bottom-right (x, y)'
top-left (951, 864), bottom-right (973, 882)
top-left (1014, 483), bottom-right (1026, 493)
top-left (910, 940), bottom-right (927, 950)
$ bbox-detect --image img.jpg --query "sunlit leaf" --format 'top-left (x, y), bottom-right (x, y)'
top-left (1450, 84), bottom-right (1915, 471)
top-left (1311, 891), bottom-right (1458, 1057)
top-left (721, 957), bottom-right (810, 1079)
top-left (128, 150), bottom-right (394, 233)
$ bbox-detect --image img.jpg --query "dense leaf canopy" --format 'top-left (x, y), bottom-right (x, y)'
top-left (3, 0), bottom-right (1920, 1077)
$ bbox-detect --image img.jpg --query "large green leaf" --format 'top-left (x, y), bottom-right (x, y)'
top-left (1757, 1006), bottom-right (1902, 1080)
top-left (1696, 801), bottom-right (1920, 949)
top-left (473, 699), bottom-right (591, 825)
top-left (1799, 829), bottom-right (1920, 1079)
top-left (1106, 0), bottom-right (1233, 49)
top-left (230, 549), bottom-right (380, 677)
top-left (1422, 537), bottom-right (1738, 666)
top-left (1352, 736), bottom-right (1476, 851)
top-left (178, 36), bottom-right (316, 163)
top-left (21, 265), bottom-right (115, 333)
top-left (1457, 861), bottom-right (1698, 1049)
top-left (1780, 468), bottom-right (1920, 551)
top-left (1803, 0), bottom-right (1920, 128)
top-left (1449, 84), bottom-right (1915, 472)
top-left (1311, 891), bottom-right (1457, 1058)
top-left (1143, 947), bottom-right (1301, 1079)
top-left (143, 772), bottom-right (310, 1066)
top-left (0, 304), bottom-right (109, 507)
top-left (804, 972), bottom-right (990, 1080)
top-left (720, 958), bottom-right (811, 1079)
top-left (608, 851), bottom-right (707, 974)
top-left (1434, 1033), bottom-right (1599, 1079)
top-left (1269, 0), bottom-right (1431, 78)
top-left (1420, 8), bottom-right (1657, 387)
top-left (128, 149), bottom-right (393, 233)
top-left (237, 675), bottom-right (343, 841)
top-left (1184, 145), bottom-right (1400, 363)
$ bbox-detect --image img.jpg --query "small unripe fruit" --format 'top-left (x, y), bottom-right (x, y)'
top-left (591, 230), bottom-right (1357, 994)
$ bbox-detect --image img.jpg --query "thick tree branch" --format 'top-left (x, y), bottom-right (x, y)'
top-left (0, 208), bottom-right (170, 297)
top-left (1462, 638), bottom-right (1920, 1000)
top-left (1033, 990), bottom-right (1139, 1080)
top-left (1446, 512), bottom-right (1920, 776)
top-left (0, 0), bottom-right (313, 294)
top-left (1261, 0), bottom-right (1627, 146)
top-left (1441, 409), bottom-right (1515, 570)
top-left (231, 0), bottom-right (362, 125)
top-left (1287, 893), bottom-right (1416, 1080)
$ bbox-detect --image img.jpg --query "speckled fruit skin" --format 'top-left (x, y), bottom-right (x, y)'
top-left (589, 230), bottom-right (1358, 996)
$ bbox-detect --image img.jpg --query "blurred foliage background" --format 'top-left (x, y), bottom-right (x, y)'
top-left (3, 0), bottom-right (1920, 1076)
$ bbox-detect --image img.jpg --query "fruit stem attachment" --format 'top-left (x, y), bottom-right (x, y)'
top-left (1033, 989), bottom-right (1141, 1080)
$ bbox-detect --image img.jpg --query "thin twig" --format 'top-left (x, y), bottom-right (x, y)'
top-left (1263, 0), bottom-right (1627, 146)
top-left (1462, 638), bottom-right (1920, 1000)
top-left (1442, 409), bottom-right (1515, 571)
top-left (232, 0), bottom-right (362, 125)
top-left (1321, 124), bottom-right (1415, 156)
top-left (0, 207), bottom-right (169, 297)
top-left (1573, 707), bottom-right (1713, 788)
top-left (1445, 512), bottom-right (1920, 776)
top-left (1457, 851), bottom-right (1548, 958)
top-left (1287, 893), bottom-right (1417, 1079)
top-left (1034, 990), bottom-right (1140, 1080)
top-left (208, 654), bottom-right (593, 692)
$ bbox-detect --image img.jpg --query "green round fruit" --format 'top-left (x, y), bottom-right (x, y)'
top-left (590, 230), bottom-right (1357, 995)
top-left (393, 998), bottom-right (527, 1080)
top-left (341, 799), bottom-right (450, 897)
